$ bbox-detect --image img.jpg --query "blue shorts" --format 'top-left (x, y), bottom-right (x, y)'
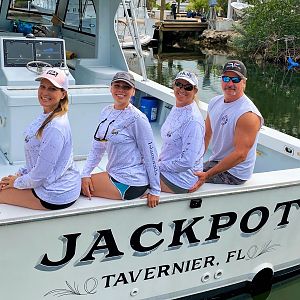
top-left (109, 176), bottom-right (149, 200)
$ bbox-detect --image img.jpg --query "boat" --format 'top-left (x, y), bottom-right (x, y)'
top-left (31, 0), bottom-right (154, 48)
top-left (230, 0), bottom-right (254, 17)
top-left (1, 0), bottom-right (300, 299)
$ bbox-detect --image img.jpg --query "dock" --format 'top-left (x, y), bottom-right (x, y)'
top-left (155, 19), bottom-right (208, 32)
top-left (153, 19), bottom-right (208, 51)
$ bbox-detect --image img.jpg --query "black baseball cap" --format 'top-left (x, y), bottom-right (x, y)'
top-left (222, 60), bottom-right (247, 79)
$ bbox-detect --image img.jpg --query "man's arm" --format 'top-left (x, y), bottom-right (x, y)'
top-left (204, 115), bottom-right (212, 152)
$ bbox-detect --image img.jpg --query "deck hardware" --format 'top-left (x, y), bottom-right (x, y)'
top-left (0, 116), bottom-right (6, 127)
top-left (190, 198), bottom-right (202, 209)
top-left (284, 146), bottom-right (294, 155)
top-left (214, 270), bottom-right (223, 279)
top-left (130, 288), bottom-right (139, 296)
top-left (201, 272), bottom-right (210, 282)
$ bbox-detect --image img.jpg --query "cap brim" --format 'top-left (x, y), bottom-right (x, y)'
top-left (35, 76), bottom-right (65, 89)
top-left (111, 78), bottom-right (135, 87)
top-left (175, 76), bottom-right (197, 86)
top-left (223, 70), bottom-right (247, 80)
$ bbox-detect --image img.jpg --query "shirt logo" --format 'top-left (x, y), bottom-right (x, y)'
top-left (221, 115), bottom-right (228, 125)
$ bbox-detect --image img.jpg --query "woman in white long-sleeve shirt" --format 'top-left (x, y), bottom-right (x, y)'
top-left (0, 68), bottom-right (80, 210)
top-left (81, 72), bottom-right (160, 208)
top-left (159, 71), bottom-right (205, 193)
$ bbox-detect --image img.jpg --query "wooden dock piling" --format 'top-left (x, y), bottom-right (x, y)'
top-left (154, 19), bottom-right (208, 52)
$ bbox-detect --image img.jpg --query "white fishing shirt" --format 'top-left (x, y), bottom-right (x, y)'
top-left (14, 113), bottom-right (81, 204)
top-left (159, 101), bottom-right (205, 189)
top-left (208, 94), bottom-right (263, 180)
top-left (82, 103), bottom-right (160, 196)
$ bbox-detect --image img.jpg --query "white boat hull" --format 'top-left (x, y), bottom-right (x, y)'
top-left (1, 169), bottom-right (300, 299)
top-left (120, 34), bottom-right (152, 49)
top-left (231, 2), bottom-right (253, 17)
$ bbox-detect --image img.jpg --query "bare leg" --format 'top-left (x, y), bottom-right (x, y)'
top-left (0, 188), bottom-right (47, 210)
top-left (90, 172), bottom-right (122, 200)
top-left (160, 179), bottom-right (174, 193)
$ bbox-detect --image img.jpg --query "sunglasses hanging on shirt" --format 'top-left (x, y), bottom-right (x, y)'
top-left (93, 110), bottom-right (124, 142)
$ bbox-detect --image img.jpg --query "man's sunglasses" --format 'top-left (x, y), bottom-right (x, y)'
top-left (174, 81), bottom-right (194, 91)
top-left (221, 76), bottom-right (242, 83)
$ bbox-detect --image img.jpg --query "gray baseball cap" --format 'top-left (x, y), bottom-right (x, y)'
top-left (111, 72), bottom-right (135, 87)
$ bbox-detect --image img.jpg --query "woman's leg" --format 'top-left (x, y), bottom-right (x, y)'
top-left (90, 172), bottom-right (122, 200)
top-left (0, 188), bottom-right (47, 210)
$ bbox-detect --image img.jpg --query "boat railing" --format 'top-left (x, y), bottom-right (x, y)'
top-left (121, 0), bottom-right (147, 81)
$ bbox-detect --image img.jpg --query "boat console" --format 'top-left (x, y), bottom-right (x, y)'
top-left (0, 36), bottom-right (75, 86)
top-left (0, 36), bottom-right (115, 164)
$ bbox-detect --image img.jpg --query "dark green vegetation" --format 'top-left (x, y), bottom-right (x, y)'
top-left (232, 0), bottom-right (300, 62)
top-left (245, 62), bottom-right (300, 138)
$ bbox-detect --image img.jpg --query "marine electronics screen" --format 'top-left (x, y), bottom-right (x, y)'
top-left (4, 40), bottom-right (34, 67)
top-left (3, 39), bottom-right (64, 67)
top-left (35, 41), bottom-right (64, 67)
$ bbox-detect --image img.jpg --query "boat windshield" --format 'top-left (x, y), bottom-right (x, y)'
top-left (7, 0), bottom-right (56, 25)
top-left (64, 0), bottom-right (96, 35)
top-left (6, 0), bottom-right (96, 35)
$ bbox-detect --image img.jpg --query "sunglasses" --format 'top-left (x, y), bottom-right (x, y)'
top-left (111, 83), bottom-right (133, 91)
top-left (221, 76), bottom-right (242, 83)
top-left (174, 81), bottom-right (194, 91)
top-left (94, 118), bottom-right (115, 142)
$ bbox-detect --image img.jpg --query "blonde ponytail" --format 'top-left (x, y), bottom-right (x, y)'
top-left (36, 94), bottom-right (69, 139)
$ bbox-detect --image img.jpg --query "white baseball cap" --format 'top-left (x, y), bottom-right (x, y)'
top-left (35, 68), bottom-right (69, 91)
top-left (175, 70), bottom-right (198, 87)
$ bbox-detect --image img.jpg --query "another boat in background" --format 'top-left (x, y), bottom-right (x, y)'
top-left (231, 0), bottom-right (254, 17)
top-left (31, 0), bottom-right (154, 48)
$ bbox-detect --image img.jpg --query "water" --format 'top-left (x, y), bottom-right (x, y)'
top-left (125, 47), bottom-right (300, 299)
top-left (125, 48), bottom-right (300, 139)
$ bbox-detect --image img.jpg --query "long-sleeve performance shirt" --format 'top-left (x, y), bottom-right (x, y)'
top-left (159, 101), bottom-right (205, 189)
top-left (82, 103), bottom-right (160, 196)
top-left (14, 113), bottom-right (81, 205)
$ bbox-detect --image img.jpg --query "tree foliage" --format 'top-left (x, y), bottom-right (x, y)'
top-left (187, 0), bottom-right (227, 16)
top-left (187, 0), bottom-right (209, 11)
top-left (146, 0), bottom-right (157, 10)
top-left (232, 0), bottom-right (300, 61)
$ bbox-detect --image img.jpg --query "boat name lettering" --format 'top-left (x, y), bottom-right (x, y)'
top-left (36, 199), bottom-right (300, 271)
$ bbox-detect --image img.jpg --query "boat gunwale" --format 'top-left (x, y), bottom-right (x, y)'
top-left (1, 168), bottom-right (300, 226)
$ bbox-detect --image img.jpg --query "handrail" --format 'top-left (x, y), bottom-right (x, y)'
top-left (121, 0), bottom-right (148, 81)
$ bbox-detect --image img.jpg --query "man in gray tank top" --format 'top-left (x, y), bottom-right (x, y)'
top-left (190, 60), bottom-right (263, 192)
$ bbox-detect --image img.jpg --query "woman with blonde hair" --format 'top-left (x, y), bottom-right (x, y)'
top-left (159, 70), bottom-right (205, 193)
top-left (0, 68), bottom-right (80, 210)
